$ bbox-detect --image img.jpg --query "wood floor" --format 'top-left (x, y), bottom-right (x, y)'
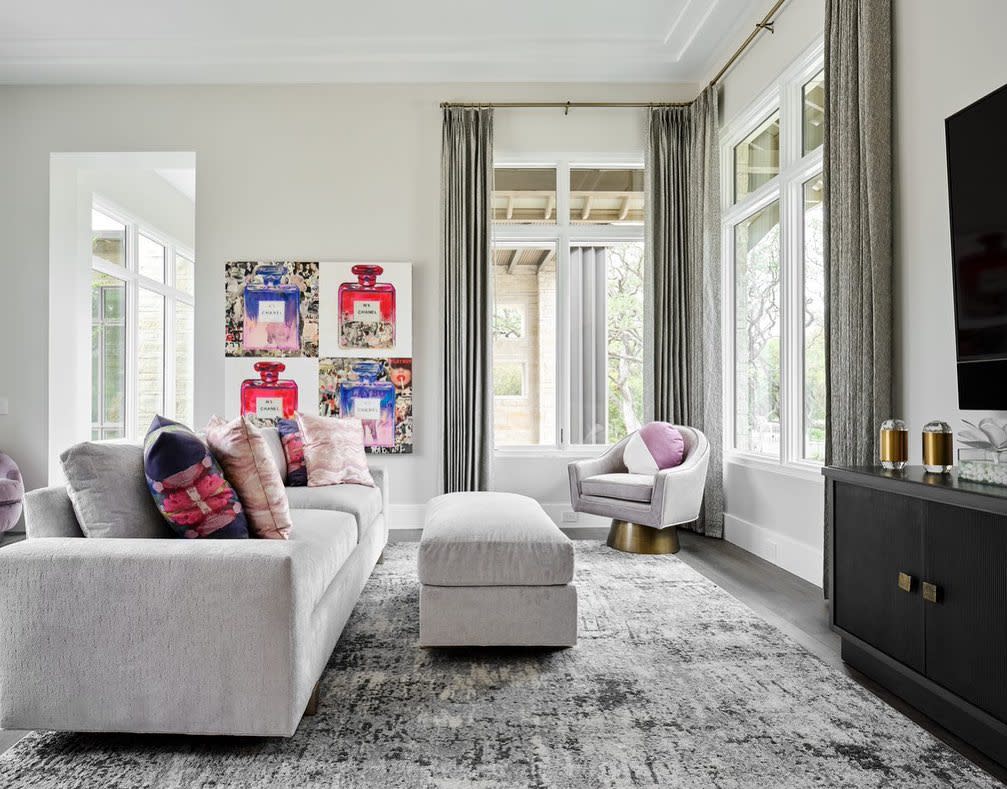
top-left (1, 529), bottom-right (1003, 783)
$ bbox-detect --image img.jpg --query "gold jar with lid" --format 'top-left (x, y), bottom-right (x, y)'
top-left (879, 419), bottom-right (909, 471)
top-left (922, 420), bottom-right (954, 474)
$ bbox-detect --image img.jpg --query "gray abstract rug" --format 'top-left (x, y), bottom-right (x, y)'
top-left (0, 542), bottom-right (998, 788)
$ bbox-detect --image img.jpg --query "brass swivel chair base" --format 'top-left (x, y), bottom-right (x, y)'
top-left (606, 520), bottom-right (680, 555)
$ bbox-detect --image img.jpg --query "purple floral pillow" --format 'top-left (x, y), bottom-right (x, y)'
top-left (277, 418), bottom-right (307, 487)
top-left (143, 416), bottom-right (249, 539)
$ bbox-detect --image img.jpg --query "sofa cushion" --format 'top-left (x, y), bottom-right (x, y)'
top-left (419, 492), bottom-right (573, 587)
top-left (285, 484), bottom-right (382, 541)
top-left (62, 440), bottom-right (172, 539)
top-left (259, 426), bottom-right (288, 481)
top-left (581, 472), bottom-right (655, 504)
top-left (288, 509), bottom-right (358, 608)
top-left (144, 417), bottom-right (249, 539)
top-left (277, 419), bottom-right (307, 487)
top-left (297, 413), bottom-right (374, 488)
top-left (205, 415), bottom-right (292, 540)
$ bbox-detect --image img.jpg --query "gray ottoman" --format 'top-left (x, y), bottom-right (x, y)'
top-left (418, 492), bottom-right (577, 647)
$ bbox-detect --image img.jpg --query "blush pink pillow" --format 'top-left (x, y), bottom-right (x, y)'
top-left (623, 422), bottom-right (686, 475)
top-left (296, 413), bottom-right (375, 488)
top-left (205, 415), bottom-right (292, 539)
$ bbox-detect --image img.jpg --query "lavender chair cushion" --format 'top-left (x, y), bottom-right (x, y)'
top-left (0, 453), bottom-right (24, 533)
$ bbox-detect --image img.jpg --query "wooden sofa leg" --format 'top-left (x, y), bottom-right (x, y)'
top-left (304, 680), bottom-right (320, 717)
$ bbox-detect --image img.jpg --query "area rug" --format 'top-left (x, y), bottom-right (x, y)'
top-left (0, 542), bottom-right (998, 788)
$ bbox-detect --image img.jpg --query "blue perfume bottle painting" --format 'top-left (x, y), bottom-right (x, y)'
top-left (243, 263), bottom-right (300, 352)
top-left (338, 361), bottom-right (396, 448)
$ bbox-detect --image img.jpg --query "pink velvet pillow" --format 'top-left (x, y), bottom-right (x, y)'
top-left (296, 413), bottom-right (375, 488)
top-left (205, 415), bottom-right (292, 539)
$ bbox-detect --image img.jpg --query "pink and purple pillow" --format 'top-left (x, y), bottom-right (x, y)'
top-left (623, 422), bottom-right (686, 475)
top-left (277, 418), bottom-right (307, 487)
top-left (205, 415), bottom-right (293, 540)
top-left (143, 416), bottom-right (249, 539)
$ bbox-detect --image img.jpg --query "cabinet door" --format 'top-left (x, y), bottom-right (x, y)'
top-left (833, 482), bottom-right (925, 672)
top-left (923, 500), bottom-right (1007, 723)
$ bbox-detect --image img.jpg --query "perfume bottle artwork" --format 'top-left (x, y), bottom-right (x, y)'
top-left (338, 361), bottom-right (395, 448)
top-left (338, 265), bottom-right (396, 350)
top-left (243, 263), bottom-right (301, 352)
top-left (241, 362), bottom-right (299, 423)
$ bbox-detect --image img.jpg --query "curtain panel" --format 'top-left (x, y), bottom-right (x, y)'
top-left (646, 86), bottom-right (724, 537)
top-left (441, 108), bottom-right (494, 493)
top-left (823, 0), bottom-right (894, 594)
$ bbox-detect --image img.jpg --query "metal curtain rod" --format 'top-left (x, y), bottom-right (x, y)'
top-left (439, 0), bottom-right (788, 112)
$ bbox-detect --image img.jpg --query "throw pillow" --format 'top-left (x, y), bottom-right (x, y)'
top-left (205, 415), bottom-right (293, 539)
top-left (143, 416), bottom-right (249, 539)
top-left (61, 441), bottom-right (171, 538)
top-left (623, 422), bottom-right (686, 475)
top-left (277, 418), bottom-right (307, 487)
top-left (296, 413), bottom-right (375, 488)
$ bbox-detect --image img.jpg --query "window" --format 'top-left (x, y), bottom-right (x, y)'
top-left (492, 161), bottom-right (645, 450)
top-left (90, 203), bottom-right (195, 440)
top-left (723, 43), bottom-right (824, 468)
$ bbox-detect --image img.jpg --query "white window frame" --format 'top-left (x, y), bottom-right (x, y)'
top-left (721, 40), bottom-right (825, 479)
top-left (91, 196), bottom-right (195, 440)
top-left (492, 153), bottom-right (646, 457)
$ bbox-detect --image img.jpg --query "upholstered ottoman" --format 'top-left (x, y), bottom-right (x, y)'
top-left (418, 492), bottom-right (577, 647)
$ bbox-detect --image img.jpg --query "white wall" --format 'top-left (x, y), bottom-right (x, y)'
top-left (0, 81), bottom-right (694, 529)
top-left (714, 0), bottom-right (826, 586)
top-left (894, 0), bottom-right (1007, 453)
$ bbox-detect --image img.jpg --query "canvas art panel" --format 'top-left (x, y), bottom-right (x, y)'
top-left (225, 261), bottom-right (320, 358)
top-left (318, 262), bottom-right (412, 358)
top-left (319, 357), bottom-right (413, 454)
top-left (224, 357), bottom-right (320, 427)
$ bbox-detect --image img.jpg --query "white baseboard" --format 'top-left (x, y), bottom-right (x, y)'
top-left (724, 513), bottom-right (823, 588)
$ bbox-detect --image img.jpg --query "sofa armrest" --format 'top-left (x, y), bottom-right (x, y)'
top-left (0, 538), bottom-right (303, 737)
top-left (567, 436), bottom-right (632, 511)
top-left (23, 486), bottom-right (84, 538)
top-left (370, 466), bottom-right (389, 516)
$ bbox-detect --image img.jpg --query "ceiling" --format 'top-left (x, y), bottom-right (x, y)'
top-left (0, 0), bottom-right (766, 85)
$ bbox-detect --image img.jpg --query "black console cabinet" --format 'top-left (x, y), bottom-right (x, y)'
top-left (825, 466), bottom-right (1007, 767)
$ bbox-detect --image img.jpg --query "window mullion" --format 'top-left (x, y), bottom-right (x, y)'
top-left (556, 159), bottom-right (571, 451)
top-left (125, 223), bottom-right (139, 441)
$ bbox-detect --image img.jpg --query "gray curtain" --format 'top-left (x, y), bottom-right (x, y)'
top-left (823, 0), bottom-right (894, 594)
top-left (441, 108), bottom-right (494, 492)
top-left (646, 86), bottom-right (723, 537)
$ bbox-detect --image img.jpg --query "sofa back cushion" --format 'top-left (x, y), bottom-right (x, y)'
top-left (60, 441), bottom-right (171, 539)
top-left (258, 426), bottom-right (288, 480)
top-left (205, 415), bottom-right (293, 540)
top-left (296, 413), bottom-right (375, 488)
top-left (144, 416), bottom-right (249, 539)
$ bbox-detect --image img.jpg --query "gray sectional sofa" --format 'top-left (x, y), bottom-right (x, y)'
top-left (0, 428), bottom-right (387, 738)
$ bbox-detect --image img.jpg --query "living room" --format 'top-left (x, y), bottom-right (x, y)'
top-left (1, 0), bottom-right (1006, 786)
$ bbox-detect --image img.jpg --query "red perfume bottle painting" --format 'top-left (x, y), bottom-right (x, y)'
top-left (338, 265), bottom-right (396, 350)
top-left (240, 362), bottom-right (298, 423)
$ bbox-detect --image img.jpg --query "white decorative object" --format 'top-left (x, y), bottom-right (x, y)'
top-left (957, 419), bottom-right (1007, 487)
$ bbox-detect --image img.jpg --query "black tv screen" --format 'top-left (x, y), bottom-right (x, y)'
top-left (946, 82), bottom-right (1007, 409)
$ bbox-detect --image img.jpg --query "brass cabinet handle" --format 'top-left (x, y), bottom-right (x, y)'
top-left (897, 572), bottom-right (913, 592)
top-left (922, 581), bottom-right (940, 604)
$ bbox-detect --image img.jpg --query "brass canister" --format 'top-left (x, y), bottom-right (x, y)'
top-left (879, 419), bottom-right (909, 470)
top-left (922, 420), bottom-right (954, 473)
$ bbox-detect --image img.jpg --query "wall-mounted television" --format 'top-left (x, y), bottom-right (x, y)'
top-left (946, 83), bottom-right (1007, 410)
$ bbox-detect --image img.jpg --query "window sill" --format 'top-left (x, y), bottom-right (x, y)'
top-left (725, 452), bottom-right (824, 483)
top-left (494, 446), bottom-right (610, 460)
